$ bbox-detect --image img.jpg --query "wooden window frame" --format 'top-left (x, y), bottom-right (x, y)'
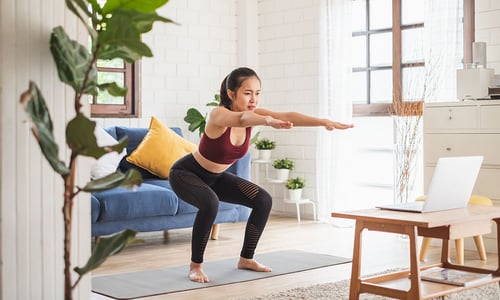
top-left (90, 61), bottom-right (140, 118)
top-left (353, 0), bottom-right (475, 117)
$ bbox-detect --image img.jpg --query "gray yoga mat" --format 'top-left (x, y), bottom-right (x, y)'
top-left (92, 249), bottom-right (351, 299)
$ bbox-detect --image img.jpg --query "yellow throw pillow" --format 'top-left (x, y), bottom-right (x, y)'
top-left (126, 116), bottom-right (197, 178)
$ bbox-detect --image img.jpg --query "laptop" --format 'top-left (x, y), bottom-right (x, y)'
top-left (377, 156), bottom-right (483, 213)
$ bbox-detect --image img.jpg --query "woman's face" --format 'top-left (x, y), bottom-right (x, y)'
top-left (229, 76), bottom-right (261, 112)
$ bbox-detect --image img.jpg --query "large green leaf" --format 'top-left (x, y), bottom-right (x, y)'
top-left (79, 169), bottom-right (142, 193)
top-left (74, 229), bottom-right (141, 276)
top-left (184, 108), bottom-right (205, 124)
top-left (97, 9), bottom-right (173, 62)
top-left (184, 108), bottom-right (206, 135)
top-left (19, 82), bottom-right (70, 176)
top-left (50, 26), bottom-right (98, 95)
top-left (130, 11), bottom-right (174, 33)
top-left (98, 82), bottom-right (127, 97)
top-left (102, 0), bottom-right (169, 14)
top-left (66, 113), bottom-right (128, 159)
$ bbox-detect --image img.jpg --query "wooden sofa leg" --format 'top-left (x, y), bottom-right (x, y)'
top-left (211, 224), bottom-right (220, 240)
top-left (163, 230), bottom-right (169, 240)
top-left (95, 236), bottom-right (101, 244)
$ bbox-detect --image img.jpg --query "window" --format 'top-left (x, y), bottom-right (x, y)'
top-left (351, 0), bottom-right (474, 117)
top-left (90, 60), bottom-right (140, 117)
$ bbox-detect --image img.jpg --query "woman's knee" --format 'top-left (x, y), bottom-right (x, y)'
top-left (198, 196), bottom-right (219, 215)
top-left (256, 189), bottom-right (273, 212)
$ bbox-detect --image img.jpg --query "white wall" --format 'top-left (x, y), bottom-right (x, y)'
top-left (0, 1), bottom-right (90, 299)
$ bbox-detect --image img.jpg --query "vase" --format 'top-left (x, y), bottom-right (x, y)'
top-left (259, 149), bottom-right (272, 161)
top-left (287, 189), bottom-right (302, 202)
top-left (275, 169), bottom-right (289, 181)
top-left (393, 142), bottom-right (419, 204)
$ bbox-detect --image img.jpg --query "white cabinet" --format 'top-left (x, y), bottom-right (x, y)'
top-left (423, 100), bottom-right (500, 252)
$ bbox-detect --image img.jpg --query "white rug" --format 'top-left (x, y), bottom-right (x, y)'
top-left (241, 274), bottom-right (500, 300)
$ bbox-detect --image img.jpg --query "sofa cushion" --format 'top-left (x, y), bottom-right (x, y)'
top-left (114, 126), bottom-right (158, 179)
top-left (91, 125), bottom-right (127, 179)
top-left (126, 116), bottom-right (196, 179)
top-left (93, 182), bottom-right (180, 222)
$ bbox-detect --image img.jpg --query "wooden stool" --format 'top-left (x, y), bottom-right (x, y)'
top-left (418, 194), bottom-right (493, 264)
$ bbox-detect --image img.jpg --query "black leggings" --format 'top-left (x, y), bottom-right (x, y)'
top-left (169, 154), bottom-right (272, 263)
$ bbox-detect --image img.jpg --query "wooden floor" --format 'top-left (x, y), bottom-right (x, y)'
top-left (91, 215), bottom-right (499, 300)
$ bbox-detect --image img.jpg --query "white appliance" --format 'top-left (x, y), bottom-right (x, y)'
top-left (457, 68), bottom-right (494, 100)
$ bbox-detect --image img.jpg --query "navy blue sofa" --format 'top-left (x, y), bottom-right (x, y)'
top-left (91, 126), bottom-right (251, 237)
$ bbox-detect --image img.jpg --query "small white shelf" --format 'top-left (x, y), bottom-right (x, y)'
top-left (267, 178), bottom-right (286, 184)
top-left (252, 159), bottom-right (272, 164)
top-left (282, 198), bottom-right (317, 224)
top-left (251, 159), bottom-right (316, 224)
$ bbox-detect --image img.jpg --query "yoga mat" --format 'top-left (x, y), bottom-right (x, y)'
top-left (92, 249), bottom-right (351, 299)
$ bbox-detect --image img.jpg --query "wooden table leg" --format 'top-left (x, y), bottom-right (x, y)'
top-left (494, 219), bottom-right (500, 276)
top-left (406, 225), bottom-right (422, 299)
top-left (349, 220), bottom-right (364, 300)
top-left (440, 238), bottom-right (452, 267)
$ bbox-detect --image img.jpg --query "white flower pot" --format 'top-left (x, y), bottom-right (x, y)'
top-left (287, 189), bottom-right (303, 202)
top-left (259, 149), bottom-right (272, 161)
top-left (275, 169), bottom-right (290, 181)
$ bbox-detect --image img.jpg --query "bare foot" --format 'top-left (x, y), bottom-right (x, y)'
top-left (237, 257), bottom-right (272, 272)
top-left (189, 262), bottom-right (209, 283)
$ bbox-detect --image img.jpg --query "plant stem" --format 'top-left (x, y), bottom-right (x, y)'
top-left (75, 45), bottom-right (100, 111)
top-left (64, 153), bottom-right (78, 300)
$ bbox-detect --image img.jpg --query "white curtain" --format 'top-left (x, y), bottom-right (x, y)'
top-left (316, 0), bottom-right (353, 224)
top-left (423, 0), bottom-right (463, 102)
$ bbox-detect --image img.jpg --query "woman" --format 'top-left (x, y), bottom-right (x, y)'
top-left (169, 67), bottom-right (353, 283)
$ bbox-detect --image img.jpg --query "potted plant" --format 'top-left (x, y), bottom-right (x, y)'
top-left (18, 1), bottom-right (172, 299)
top-left (184, 94), bottom-right (221, 137)
top-left (254, 137), bottom-right (276, 160)
top-left (286, 177), bottom-right (306, 202)
top-left (272, 157), bottom-right (294, 181)
top-left (184, 95), bottom-right (261, 147)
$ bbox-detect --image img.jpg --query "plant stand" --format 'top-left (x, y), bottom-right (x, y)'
top-left (251, 159), bottom-right (316, 224)
top-left (283, 198), bottom-right (317, 224)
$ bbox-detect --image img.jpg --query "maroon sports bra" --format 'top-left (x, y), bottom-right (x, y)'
top-left (198, 127), bottom-right (251, 164)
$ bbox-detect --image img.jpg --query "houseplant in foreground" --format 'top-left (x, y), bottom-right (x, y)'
top-left (19, 0), bottom-right (173, 299)
top-left (272, 157), bottom-right (294, 181)
top-left (286, 177), bottom-right (306, 201)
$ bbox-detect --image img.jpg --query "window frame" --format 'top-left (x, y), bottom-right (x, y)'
top-left (90, 61), bottom-right (141, 118)
top-left (352, 0), bottom-right (475, 117)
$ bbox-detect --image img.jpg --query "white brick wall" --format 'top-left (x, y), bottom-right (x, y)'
top-left (98, 0), bottom-right (238, 143)
top-left (256, 0), bottom-right (321, 215)
top-left (476, 0), bottom-right (500, 72)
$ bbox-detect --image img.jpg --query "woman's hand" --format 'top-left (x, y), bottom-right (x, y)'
top-left (268, 117), bottom-right (293, 129)
top-left (320, 119), bottom-right (354, 131)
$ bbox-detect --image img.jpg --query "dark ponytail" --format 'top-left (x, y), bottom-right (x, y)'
top-left (219, 67), bottom-right (261, 110)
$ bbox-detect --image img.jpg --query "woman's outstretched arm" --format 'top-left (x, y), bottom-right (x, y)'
top-left (254, 108), bottom-right (353, 131)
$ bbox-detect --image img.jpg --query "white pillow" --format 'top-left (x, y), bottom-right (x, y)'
top-left (90, 125), bottom-right (127, 180)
